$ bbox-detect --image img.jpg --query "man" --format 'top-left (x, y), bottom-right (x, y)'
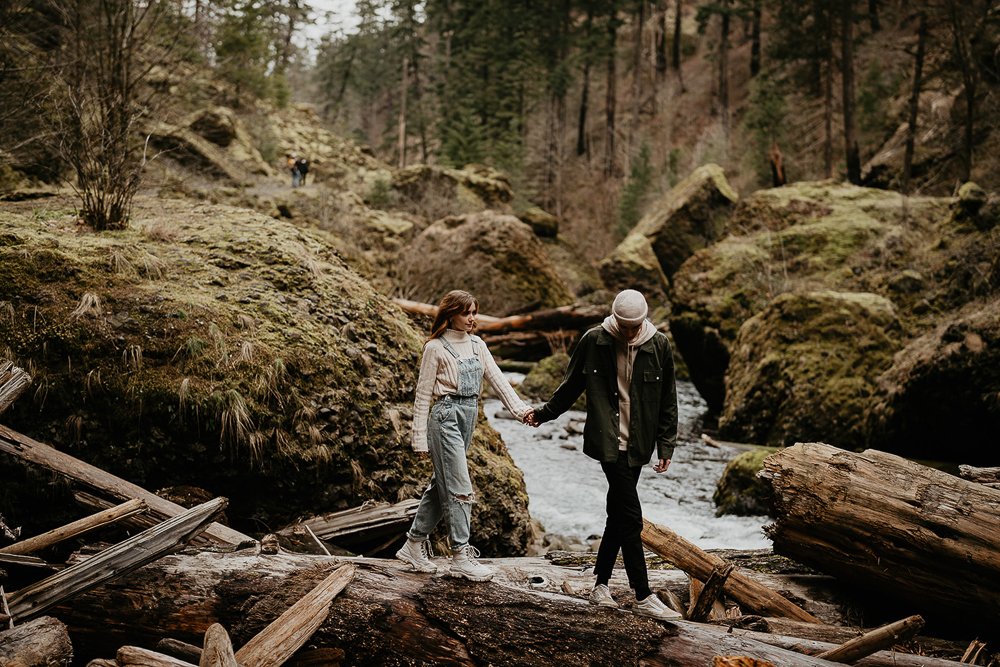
top-left (528, 289), bottom-right (681, 621)
top-left (288, 152), bottom-right (301, 187)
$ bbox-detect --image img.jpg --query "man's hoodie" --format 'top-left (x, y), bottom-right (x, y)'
top-left (601, 316), bottom-right (657, 451)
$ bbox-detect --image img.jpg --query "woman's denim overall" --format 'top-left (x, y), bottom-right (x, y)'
top-left (408, 337), bottom-right (483, 550)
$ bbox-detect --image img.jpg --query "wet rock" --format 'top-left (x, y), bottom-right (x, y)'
top-left (400, 210), bottom-right (574, 316)
top-left (518, 206), bottom-right (559, 237)
top-left (713, 448), bottom-right (778, 517)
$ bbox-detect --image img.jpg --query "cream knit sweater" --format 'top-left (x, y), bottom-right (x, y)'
top-left (411, 329), bottom-right (530, 452)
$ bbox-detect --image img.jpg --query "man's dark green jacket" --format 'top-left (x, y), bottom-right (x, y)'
top-left (534, 325), bottom-right (678, 467)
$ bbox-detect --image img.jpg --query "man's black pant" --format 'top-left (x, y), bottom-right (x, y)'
top-left (594, 450), bottom-right (648, 594)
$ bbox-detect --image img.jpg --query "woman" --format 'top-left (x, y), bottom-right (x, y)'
top-left (396, 290), bottom-right (533, 581)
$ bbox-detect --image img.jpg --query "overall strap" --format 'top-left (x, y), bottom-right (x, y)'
top-left (440, 337), bottom-right (461, 359)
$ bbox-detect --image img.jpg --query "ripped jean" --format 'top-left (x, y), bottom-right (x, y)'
top-left (408, 395), bottom-right (477, 550)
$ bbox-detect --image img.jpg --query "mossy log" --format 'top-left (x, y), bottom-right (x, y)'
top-left (52, 548), bottom-right (909, 667)
top-left (760, 443), bottom-right (1000, 637)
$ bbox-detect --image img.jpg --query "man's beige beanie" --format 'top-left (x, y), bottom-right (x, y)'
top-left (612, 289), bottom-right (648, 327)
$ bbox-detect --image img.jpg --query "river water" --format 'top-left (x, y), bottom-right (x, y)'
top-left (484, 379), bottom-right (771, 550)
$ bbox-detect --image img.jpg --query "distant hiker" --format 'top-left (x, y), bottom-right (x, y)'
top-left (397, 290), bottom-right (535, 582)
top-left (526, 289), bottom-right (682, 621)
top-left (296, 156), bottom-right (310, 186)
top-left (287, 152), bottom-right (301, 187)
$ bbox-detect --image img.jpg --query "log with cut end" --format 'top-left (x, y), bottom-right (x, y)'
top-left (53, 549), bottom-right (897, 667)
top-left (759, 442), bottom-right (1000, 635)
top-left (0, 615), bottom-right (73, 667)
top-left (0, 360), bottom-right (31, 415)
top-left (0, 423), bottom-right (249, 546)
top-left (0, 498), bottom-right (147, 556)
top-left (815, 615), bottom-right (923, 663)
top-left (641, 518), bottom-right (822, 624)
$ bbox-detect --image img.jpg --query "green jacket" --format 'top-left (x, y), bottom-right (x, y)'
top-left (534, 325), bottom-right (678, 467)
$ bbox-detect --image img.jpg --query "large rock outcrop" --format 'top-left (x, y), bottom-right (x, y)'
top-left (392, 163), bottom-right (514, 217)
top-left (0, 196), bottom-right (531, 555)
top-left (599, 163), bottom-right (738, 297)
top-left (721, 291), bottom-right (902, 448)
top-left (865, 298), bottom-right (1000, 465)
top-left (400, 211), bottom-right (575, 316)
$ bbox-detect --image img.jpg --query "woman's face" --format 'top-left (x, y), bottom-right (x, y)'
top-left (449, 303), bottom-right (477, 333)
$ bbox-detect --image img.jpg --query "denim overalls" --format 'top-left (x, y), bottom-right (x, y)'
top-left (408, 336), bottom-right (483, 550)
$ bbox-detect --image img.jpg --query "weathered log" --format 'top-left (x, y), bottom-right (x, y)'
top-left (0, 552), bottom-right (57, 571)
top-left (200, 624), bottom-right (238, 667)
top-left (391, 298), bottom-right (499, 325)
top-left (118, 646), bottom-right (196, 667)
top-left (0, 424), bottom-right (249, 546)
top-left (0, 360), bottom-right (31, 416)
top-left (234, 563), bottom-right (354, 667)
top-left (278, 500), bottom-right (418, 555)
top-left (815, 615), bottom-right (923, 663)
top-left (156, 639), bottom-right (202, 665)
top-left (53, 549), bottom-right (903, 667)
top-left (8, 497), bottom-right (227, 622)
top-left (687, 563), bottom-right (733, 622)
top-left (759, 443), bottom-right (1000, 635)
top-left (474, 304), bottom-right (609, 335)
top-left (958, 464), bottom-right (1000, 485)
top-left (0, 615), bottom-right (73, 667)
top-left (641, 518), bottom-right (823, 624)
top-left (0, 498), bottom-right (147, 556)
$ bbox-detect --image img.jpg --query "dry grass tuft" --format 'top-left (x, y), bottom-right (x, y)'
top-left (254, 358), bottom-right (287, 406)
top-left (234, 313), bottom-right (256, 331)
top-left (84, 369), bottom-right (102, 400)
top-left (142, 218), bottom-right (178, 242)
top-left (136, 250), bottom-right (167, 280)
top-left (70, 292), bottom-right (103, 320)
top-left (122, 344), bottom-right (143, 372)
top-left (65, 415), bottom-right (83, 443)
top-left (108, 247), bottom-right (135, 275)
top-left (234, 341), bottom-right (255, 366)
top-left (217, 388), bottom-right (255, 459)
top-left (294, 241), bottom-right (324, 279)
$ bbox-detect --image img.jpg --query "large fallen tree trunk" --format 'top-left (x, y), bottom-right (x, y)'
top-left (277, 500), bottom-right (418, 556)
top-left (759, 443), bottom-right (1000, 636)
top-left (54, 549), bottom-right (969, 667)
top-left (0, 615), bottom-right (72, 667)
top-left (0, 424), bottom-right (249, 546)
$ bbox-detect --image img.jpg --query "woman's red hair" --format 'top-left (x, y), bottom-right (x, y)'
top-left (427, 290), bottom-right (478, 343)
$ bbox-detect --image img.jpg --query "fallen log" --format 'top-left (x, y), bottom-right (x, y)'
top-left (391, 298), bottom-right (499, 325)
top-left (816, 615), bottom-right (923, 663)
top-left (0, 360), bottom-right (31, 416)
top-left (0, 498), bottom-right (147, 556)
top-left (0, 615), bottom-right (73, 667)
top-left (0, 424), bottom-right (249, 546)
top-left (119, 646), bottom-right (196, 667)
top-left (641, 518), bottom-right (823, 624)
top-left (958, 464), bottom-right (1000, 485)
top-left (8, 497), bottom-right (227, 622)
top-left (759, 442), bottom-right (1000, 635)
top-left (473, 304), bottom-right (609, 335)
top-left (687, 563), bottom-right (733, 622)
top-left (54, 548), bottom-right (890, 667)
top-left (277, 500), bottom-right (418, 556)
top-left (200, 624), bottom-right (238, 667)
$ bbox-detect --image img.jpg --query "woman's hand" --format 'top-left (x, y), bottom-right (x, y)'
top-left (523, 408), bottom-right (539, 427)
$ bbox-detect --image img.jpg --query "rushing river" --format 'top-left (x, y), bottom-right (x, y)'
top-left (484, 378), bottom-right (771, 550)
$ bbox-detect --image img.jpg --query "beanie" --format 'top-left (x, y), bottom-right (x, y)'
top-left (612, 289), bottom-right (648, 327)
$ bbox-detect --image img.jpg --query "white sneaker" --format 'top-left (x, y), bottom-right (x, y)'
top-left (588, 584), bottom-right (619, 608)
top-left (450, 545), bottom-right (493, 582)
top-left (395, 536), bottom-right (437, 573)
top-left (634, 594), bottom-right (683, 621)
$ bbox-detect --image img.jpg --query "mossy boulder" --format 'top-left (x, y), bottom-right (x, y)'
top-left (392, 163), bottom-right (513, 219)
top-left (518, 207), bottom-right (559, 238)
top-left (721, 291), bottom-right (902, 449)
top-left (0, 195), bottom-right (531, 555)
top-left (517, 353), bottom-right (585, 411)
top-left (947, 182), bottom-right (998, 232)
top-left (600, 163), bottom-right (738, 296)
top-left (400, 211), bottom-right (575, 316)
top-left (865, 298), bottom-right (1000, 465)
top-left (713, 447), bottom-right (778, 517)
top-left (669, 180), bottom-right (959, 413)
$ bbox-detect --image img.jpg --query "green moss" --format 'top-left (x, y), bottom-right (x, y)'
top-left (713, 447), bottom-right (779, 517)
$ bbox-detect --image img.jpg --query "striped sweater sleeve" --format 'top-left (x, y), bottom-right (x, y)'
top-left (411, 343), bottom-right (442, 452)
top-left (479, 340), bottom-right (529, 422)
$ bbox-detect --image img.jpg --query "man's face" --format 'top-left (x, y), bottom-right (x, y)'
top-left (620, 322), bottom-right (641, 342)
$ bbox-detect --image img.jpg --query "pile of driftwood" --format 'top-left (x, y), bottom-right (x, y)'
top-left (2, 362), bottom-right (999, 666)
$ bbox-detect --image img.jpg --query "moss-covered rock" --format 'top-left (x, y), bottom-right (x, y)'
top-left (517, 353), bottom-right (585, 411)
top-left (713, 447), bottom-right (778, 517)
top-left (518, 207), bottom-right (559, 238)
top-left (0, 196), bottom-right (531, 555)
top-left (400, 211), bottom-right (575, 316)
top-left (721, 291), bottom-right (902, 449)
top-left (600, 163), bottom-right (738, 296)
top-left (865, 298), bottom-right (1000, 465)
top-left (392, 163), bottom-right (513, 219)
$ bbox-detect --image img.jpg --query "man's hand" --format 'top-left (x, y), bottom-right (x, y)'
top-left (523, 408), bottom-right (539, 427)
top-left (653, 458), bottom-right (671, 473)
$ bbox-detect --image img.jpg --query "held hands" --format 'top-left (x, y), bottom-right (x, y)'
top-left (653, 458), bottom-right (671, 473)
top-left (522, 408), bottom-right (539, 428)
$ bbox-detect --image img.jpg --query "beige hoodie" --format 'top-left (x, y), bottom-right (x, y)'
top-left (601, 315), bottom-right (657, 450)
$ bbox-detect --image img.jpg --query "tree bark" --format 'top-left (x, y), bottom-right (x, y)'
top-left (56, 550), bottom-right (873, 667)
top-left (200, 624), bottom-right (239, 667)
top-left (841, 0), bottom-right (862, 184)
top-left (816, 615), bottom-right (923, 663)
top-left (719, 0), bottom-right (730, 143)
top-left (0, 616), bottom-right (73, 667)
top-left (902, 10), bottom-right (926, 195)
top-left (641, 519), bottom-right (822, 623)
top-left (0, 424), bottom-right (249, 546)
top-left (0, 360), bottom-right (31, 416)
top-left (631, 1), bottom-right (645, 150)
top-left (759, 443), bottom-right (1000, 637)
top-left (604, 6), bottom-right (619, 178)
top-left (867, 0), bottom-right (880, 32)
top-left (825, 17), bottom-right (834, 178)
top-left (750, 0), bottom-right (761, 78)
top-left (397, 56), bottom-right (408, 170)
top-left (672, 0), bottom-right (682, 69)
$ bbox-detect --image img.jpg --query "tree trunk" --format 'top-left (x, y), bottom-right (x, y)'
top-left (604, 10), bottom-right (619, 179)
top-left (750, 0), bottom-right (761, 78)
top-left (0, 616), bottom-right (73, 667)
top-left (867, 0), bottom-right (880, 31)
top-left (759, 443), bottom-right (1000, 637)
top-left (902, 10), bottom-right (926, 195)
top-left (719, 0), bottom-right (730, 143)
top-left (672, 0), bottom-right (682, 69)
top-left (656, 1), bottom-right (668, 82)
top-left (631, 1), bottom-right (645, 150)
top-left (824, 18), bottom-right (835, 179)
top-left (56, 550), bottom-right (877, 667)
top-left (397, 56), bottom-right (408, 170)
top-left (841, 0), bottom-right (861, 184)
